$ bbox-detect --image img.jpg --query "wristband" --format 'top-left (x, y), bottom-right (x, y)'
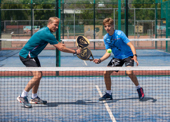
top-left (73, 50), bottom-right (77, 55)
top-left (133, 54), bottom-right (137, 57)
top-left (97, 59), bottom-right (101, 64)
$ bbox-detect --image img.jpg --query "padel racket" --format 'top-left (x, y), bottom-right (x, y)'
top-left (77, 47), bottom-right (94, 61)
top-left (76, 36), bottom-right (90, 48)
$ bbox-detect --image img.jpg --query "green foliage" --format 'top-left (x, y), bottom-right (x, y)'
top-left (1, 4), bottom-right (30, 21)
top-left (1, 0), bottom-right (57, 4)
top-left (64, 0), bottom-right (93, 4)
top-left (131, 0), bottom-right (162, 20)
top-left (33, 4), bottom-right (55, 20)
top-left (1, 0), bottom-right (163, 24)
top-left (1, 2), bottom-right (56, 21)
top-left (131, 0), bottom-right (159, 4)
top-left (2, 0), bottom-right (31, 4)
top-left (32, 0), bottom-right (56, 4)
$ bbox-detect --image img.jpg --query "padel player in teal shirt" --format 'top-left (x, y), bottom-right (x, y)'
top-left (19, 27), bottom-right (58, 58)
top-left (93, 18), bottom-right (145, 101)
top-left (17, 17), bottom-right (81, 108)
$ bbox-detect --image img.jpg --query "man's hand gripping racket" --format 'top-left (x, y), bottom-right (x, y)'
top-left (76, 36), bottom-right (94, 61)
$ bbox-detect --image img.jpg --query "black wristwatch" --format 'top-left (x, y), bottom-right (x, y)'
top-left (73, 50), bottom-right (77, 55)
top-left (133, 54), bottom-right (137, 57)
top-left (98, 59), bottom-right (102, 64)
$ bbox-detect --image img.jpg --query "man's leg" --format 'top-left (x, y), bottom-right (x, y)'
top-left (126, 70), bottom-right (144, 100)
top-left (17, 71), bottom-right (42, 107)
top-left (17, 56), bottom-right (42, 108)
top-left (99, 70), bottom-right (113, 101)
top-left (26, 71), bottom-right (42, 93)
top-left (29, 71), bottom-right (47, 104)
top-left (104, 71), bottom-right (113, 90)
top-left (124, 56), bottom-right (145, 100)
top-left (126, 70), bottom-right (139, 86)
top-left (99, 58), bottom-right (123, 101)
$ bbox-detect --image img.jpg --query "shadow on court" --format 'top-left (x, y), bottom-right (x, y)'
top-left (33, 100), bottom-right (98, 107)
top-left (104, 97), bottom-right (157, 103)
top-left (32, 97), bottom-right (157, 108)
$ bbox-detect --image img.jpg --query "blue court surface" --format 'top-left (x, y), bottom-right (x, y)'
top-left (0, 49), bottom-right (170, 122)
top-left (0, 49), bottom-right (170, 67)
top-left (0, 76), bottom-right (169, 122)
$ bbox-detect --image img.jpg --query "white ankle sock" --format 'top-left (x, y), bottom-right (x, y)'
top-left (32, 93), bottom-right (38, 99)
top-left (21, 90), bottom-right (28, 97)
top-left (136, 85), bottom-right (141, 90)
top-left (106, 90), bottom-right (112, 95)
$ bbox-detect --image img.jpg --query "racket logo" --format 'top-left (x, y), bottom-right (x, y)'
top-left (76, 36), bottom-right (90, 48)
top-left (81, 49), bottom-right (87, 57)
top-left (79, 38), bottom-right (88, 45)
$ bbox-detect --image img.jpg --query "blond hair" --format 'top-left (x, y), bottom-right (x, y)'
top-left (47, 17), bottom-right (60, 25)
top-left (103, 18), bottom-right (114, 25)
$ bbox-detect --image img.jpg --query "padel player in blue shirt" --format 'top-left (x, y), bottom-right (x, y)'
top-left (93, 18), bottom-right (145, 101)
top-left (17, 17), bottom-right (81, 108)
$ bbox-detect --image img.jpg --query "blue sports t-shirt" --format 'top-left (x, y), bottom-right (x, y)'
top-left (19, 27), bottom-right (58, 58)
top-left (104, 30), bottom-right (133, 59)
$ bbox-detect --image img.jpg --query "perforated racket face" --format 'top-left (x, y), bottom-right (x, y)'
top-left (77, 47), bottom-right (94, 60)
top-left (76, 36), bottom-right (90, 48)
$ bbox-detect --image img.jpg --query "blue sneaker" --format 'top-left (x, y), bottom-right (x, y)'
top-left (99, 92), bottom-right (113, 101)
top-left (17, 95), bottom-right (32, 108)
top-left (137, 87), bottom-right (145, 100)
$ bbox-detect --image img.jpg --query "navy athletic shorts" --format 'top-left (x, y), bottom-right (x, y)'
top-left (19, 55), bottom-right (41, 67)
top-left (107, 56), bottom-right (134, 67)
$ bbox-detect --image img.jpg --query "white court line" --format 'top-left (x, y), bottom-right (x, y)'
top-left (95, 85), bottom-right (116, 122)
top-left (84, 60), bottom-right (87, 66)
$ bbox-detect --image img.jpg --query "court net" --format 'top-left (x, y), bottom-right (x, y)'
top-left (0, 67), bottom-right (170, 122)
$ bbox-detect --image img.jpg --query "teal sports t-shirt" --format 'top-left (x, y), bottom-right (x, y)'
top-left (19, 27), bottom-right (58, 58)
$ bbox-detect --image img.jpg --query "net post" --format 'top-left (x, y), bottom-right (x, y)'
top-left (125, 0), bottom-right (128, 37)
top-left (56, 0), bottom-right (61, 76)
top-left (93, 0), bottom-right (96, 50)
top-left (155, 2), bottom-right (158, 49)
top-left (62, 0), bottom-right (64, 40)
top-left (118, 0), bottom-right (121, 30)
top-left (0, 0), bottom-right (1, 50)
top-left (31, 0), bottom-right (33, 36)
top-left (166, 3), bottom-right (168, 52)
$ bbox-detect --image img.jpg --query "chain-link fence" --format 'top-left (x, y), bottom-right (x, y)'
top-left (0, 8), bottom-right (163, 40)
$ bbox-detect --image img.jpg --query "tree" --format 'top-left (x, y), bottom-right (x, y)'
top-left (1, 4), bottom-right (30, 21)
top-left (131, 0), bottom-right (162, 20)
